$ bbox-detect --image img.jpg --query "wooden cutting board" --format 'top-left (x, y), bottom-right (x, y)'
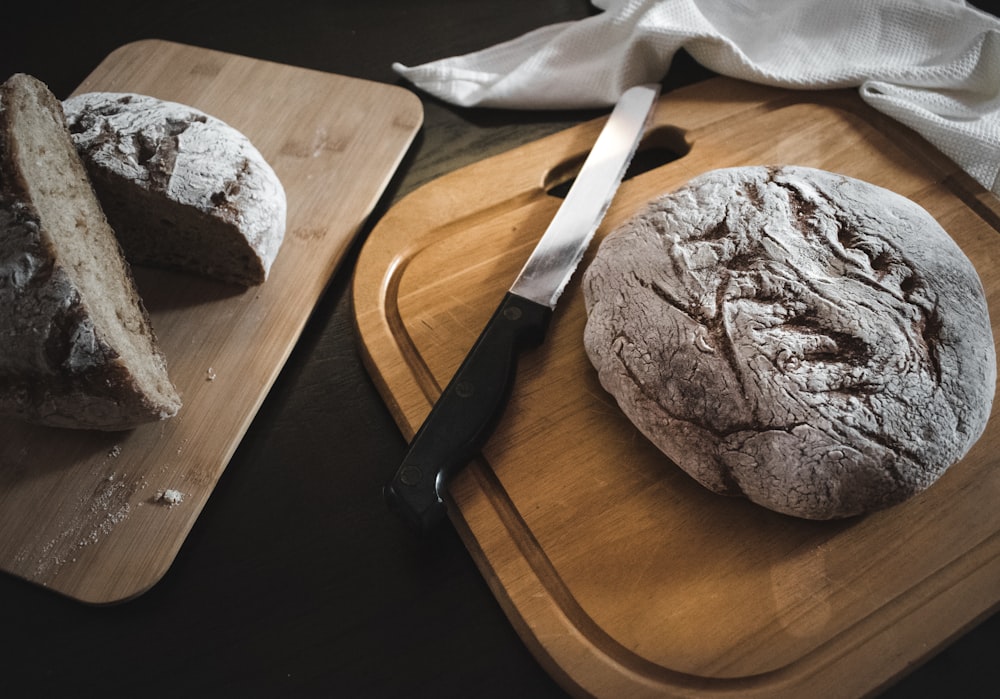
top-left (0, 40), bottom-right (421, 604)
top-left (354, 77), bottom-right (1000, 698)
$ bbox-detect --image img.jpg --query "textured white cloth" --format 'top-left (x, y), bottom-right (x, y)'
top-left (394, 0), bottom-right (1000, 194)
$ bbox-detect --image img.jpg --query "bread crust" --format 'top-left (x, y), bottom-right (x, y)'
top-left (62, 92), bottom-right (286, 286)
top-left (583, 165), bottom-right (996, 519)
top-left (0, 74), bottom-right (181, 430)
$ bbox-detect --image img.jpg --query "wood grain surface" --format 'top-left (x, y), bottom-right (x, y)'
top-left (0, 39), bottom-right (421, 604)
top-left (354, 77), bottom-right (1000, 698)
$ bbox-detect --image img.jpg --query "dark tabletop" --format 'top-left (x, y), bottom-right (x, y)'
top-left (2, 2), bottom-right (997, 697)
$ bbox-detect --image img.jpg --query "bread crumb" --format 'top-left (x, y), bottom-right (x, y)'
top-left (107, 445), bottom-right (121, 458)
top-left (154, 489), bottom-right (184, 507)
top-left (206, 367), bottom-right (216, 381)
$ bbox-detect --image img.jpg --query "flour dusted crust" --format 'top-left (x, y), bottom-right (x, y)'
top-left (583, 165), bottom-right (996, 519)
top-left (62, 91), bottom-right (286, 286)
top-left (0, 74), bottom-right (181, 430)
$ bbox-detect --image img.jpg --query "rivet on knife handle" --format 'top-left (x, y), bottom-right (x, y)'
top-left (385, 83), bottom-right (660, 532)
top-left (385, 292), bottom-right (552, 532)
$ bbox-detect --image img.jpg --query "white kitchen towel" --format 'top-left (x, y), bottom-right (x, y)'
top-left (394, 0), bottom-right (1000, 195)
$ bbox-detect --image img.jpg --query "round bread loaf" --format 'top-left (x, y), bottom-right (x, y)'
top-left (582, 165), bottom-right (996, 519)
top-left (62, 91), bottom-right (286, 286)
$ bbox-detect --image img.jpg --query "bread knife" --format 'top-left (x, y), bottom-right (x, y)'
top-left (385, 83), bottom-right (661, 532)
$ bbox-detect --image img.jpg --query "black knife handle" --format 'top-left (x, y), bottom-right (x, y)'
top-left (385, 292), bottom-right (552, 532)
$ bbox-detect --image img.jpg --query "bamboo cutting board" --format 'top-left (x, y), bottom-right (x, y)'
top-left (0, 40), bottom-right (421, 603)
top-left (354, 78), bottom-right (1000, 698)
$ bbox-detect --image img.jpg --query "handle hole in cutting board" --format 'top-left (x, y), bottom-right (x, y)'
top-left (545, 125), bottom-right (691, 199)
